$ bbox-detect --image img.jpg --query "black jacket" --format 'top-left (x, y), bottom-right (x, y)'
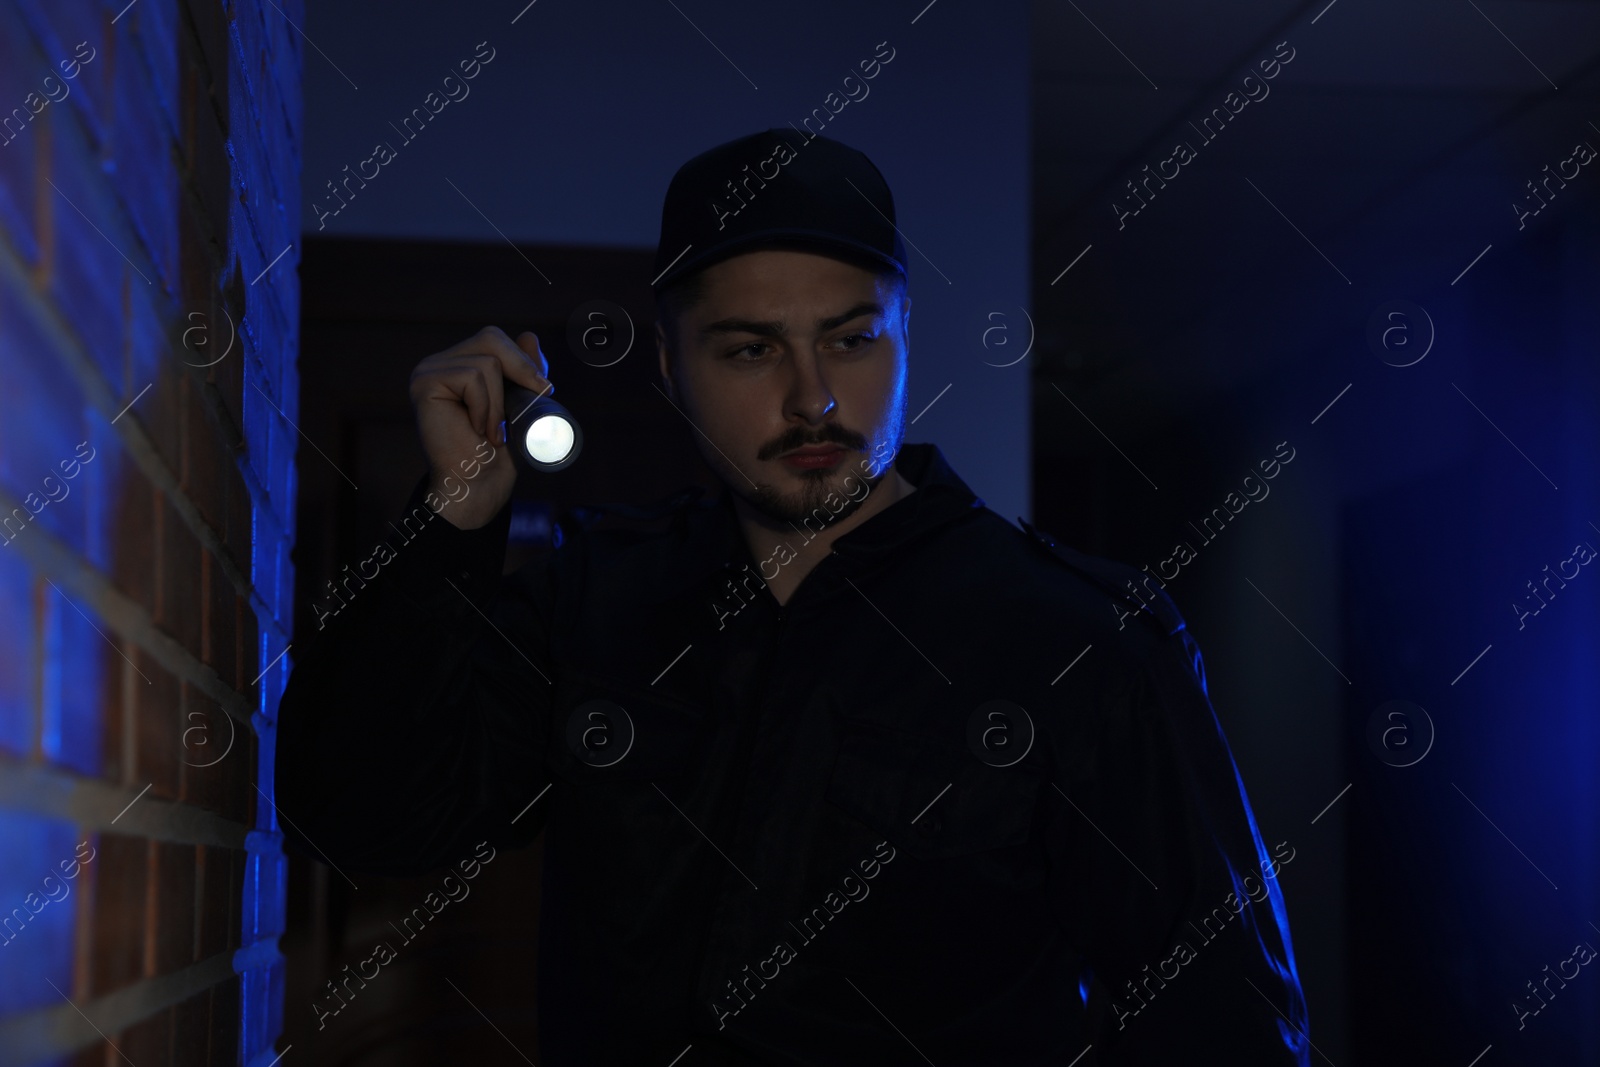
top-left (275, 441), bottom-right (1312, 1065)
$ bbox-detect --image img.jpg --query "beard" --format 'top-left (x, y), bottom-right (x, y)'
top-left (668, 364), bottom-right (910, 533)
top-left (739, 460), bottom-right (888, 529)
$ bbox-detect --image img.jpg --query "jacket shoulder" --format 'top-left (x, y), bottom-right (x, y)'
top-left (1011, 516), bottom-right (1186, 639)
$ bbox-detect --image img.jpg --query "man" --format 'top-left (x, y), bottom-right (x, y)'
top-left (275, 129), bottom-right (1311, 1065)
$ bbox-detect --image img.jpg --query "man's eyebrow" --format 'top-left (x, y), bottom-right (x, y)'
top-left (699, 302), bottom-right (885, 340)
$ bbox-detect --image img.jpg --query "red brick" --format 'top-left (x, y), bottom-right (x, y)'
top-left (84, 17), bottom-right (113, 149)
top-left (178, 46), bottom-right (198, 170)
top-left (227, 850), bottom-right (245, 953)
top-left (100, 633), bottom-right (125, 781)
top-left (207, 974), bottom-right (241, 1061)
top-left (72, 820), bottom-right (94, 992)
top-left (159, 493), bottom-right (203, 661)
top-left (183, 376), bottom-right (228, 533)
top-left (207, 380), bottom-right (245, 450)
top-left (196, 843), bottom-right (232, 961)
top-left (0, 277), bottom-right (92, 499)
top-left (125, 0), bottom-right (179, 146)
top-left (197, 723), bottom-right (256, 831)
top-left (232, 593), bottom-right (247, 693)
top-left (0, 5), bottom-right (44, 267)
top-left (119, 1004), bottom-right (173, 1064)
top-left (143, 361), bottom-right (183, 497)
top-left (203, 552), bottom-right (237, 694)
top-left (143, 838), bottom-right (156, 976)
top-left (63, 1044), bottom-right (104, 1066)
top-left (179, 681), bottom-right (229, 811)
top-left (109, 460), bottom-right (158, 619)
top-left (199, 549), bottom-right (211, 660)
top-left (238, 597), bottom-right (258, 695)
top-left (0, 547), bottom-right (36, 760)
top-left (215, 266), bottom-right (245, 433)
top-left (213, 325), bottom-right (243, 447)
top-left (176, 199), bottom-right (208, 335)
top-left (1, 0), bottom-right (295, 1054)
top-left (224, 460), bottom-right (250, 579)
top-left (134, 650), bottom-right (180, 802)
top-left (211, 723), bottom-right (257, 827)
top-left (177, 194), bottom-right (218, 324)
top-left (178, 690), bottom-right (252, 827)
top-left (152, 841), bottom-right (197, 975)
top-left (172, 984), bottom-right (211, 1067)
top-left (180, 0), bottom-right (229, 111)
top-left (88, 831), bottom-right (147, 997)
top-left (43, 93), bottom-right (127, 383)
top-left (185, 65), bottom-right (229, 249)
top-left (110, 18), bottom-right (178, 297)
top-left (126, 271), bottom-right (165, 411)
top-left (13, 0), bottom-right (108, 150)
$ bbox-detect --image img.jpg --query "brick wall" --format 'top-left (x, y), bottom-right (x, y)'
top-left (0, 1), bottom-right (301, 1063)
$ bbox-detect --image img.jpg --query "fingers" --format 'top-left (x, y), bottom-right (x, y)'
top-left (416, 326), bottom-right (556, 446)
top-left (442, 325), bottom-right (551, 397)
top-left (514, 331), bottom-right (551, 386)
top-left (457, 357), bottom-right (500, 446)
top-left (408, 352), bottom-right (498, 443)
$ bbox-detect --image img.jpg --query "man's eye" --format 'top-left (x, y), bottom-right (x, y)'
top-left (730, 342), bottom-right (769, 360)
top-left (835, 332), bottom-right (877, 351)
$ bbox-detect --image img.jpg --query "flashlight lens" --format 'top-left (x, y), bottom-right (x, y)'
top-left (525, 414), bottom-right (575, 464)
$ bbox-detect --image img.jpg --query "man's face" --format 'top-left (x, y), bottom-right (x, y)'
top-left (656, 248), bottom-right (911, 528)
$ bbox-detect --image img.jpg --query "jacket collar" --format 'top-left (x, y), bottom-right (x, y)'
top-left (684, 441), bottom-right (984, 586)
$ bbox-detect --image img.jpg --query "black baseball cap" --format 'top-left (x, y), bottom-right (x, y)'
top-left (651, 128), bottom-right (908, 293)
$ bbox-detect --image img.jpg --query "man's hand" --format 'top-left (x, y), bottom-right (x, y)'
top-left (409, 326), bottom-right (553, 530)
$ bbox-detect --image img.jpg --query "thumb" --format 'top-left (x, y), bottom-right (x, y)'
top-left (513, 331), bottom-right (553, 395)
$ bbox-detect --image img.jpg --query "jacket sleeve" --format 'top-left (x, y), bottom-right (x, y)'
top-left (1044, 626), bottom-right (1312, 1065)
top-left (273, 472), bottom-right (558, 877)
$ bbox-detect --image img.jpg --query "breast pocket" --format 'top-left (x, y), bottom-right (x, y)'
top-left (824, 716), bottom-right (1045, 861)
top-left (547, 670), bottom-right (710, 784)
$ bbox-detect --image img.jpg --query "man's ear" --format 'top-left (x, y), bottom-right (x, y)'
top-left (655, 321), bottom-right (673, 394)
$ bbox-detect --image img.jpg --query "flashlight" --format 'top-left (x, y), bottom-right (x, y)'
top-left (503, 384), bottom-right (583, 472)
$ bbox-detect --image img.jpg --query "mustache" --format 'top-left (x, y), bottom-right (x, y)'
top-left (760, 428), bottom-right (865, 460)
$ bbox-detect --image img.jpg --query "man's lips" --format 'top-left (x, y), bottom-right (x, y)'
top-left (779, 445), bottom-right (850, 468)
top-left (781, 446), bottom-right (849, 458)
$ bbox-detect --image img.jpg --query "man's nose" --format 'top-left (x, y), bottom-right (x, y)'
top-left (785, 351), bottom-right (837, 422)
